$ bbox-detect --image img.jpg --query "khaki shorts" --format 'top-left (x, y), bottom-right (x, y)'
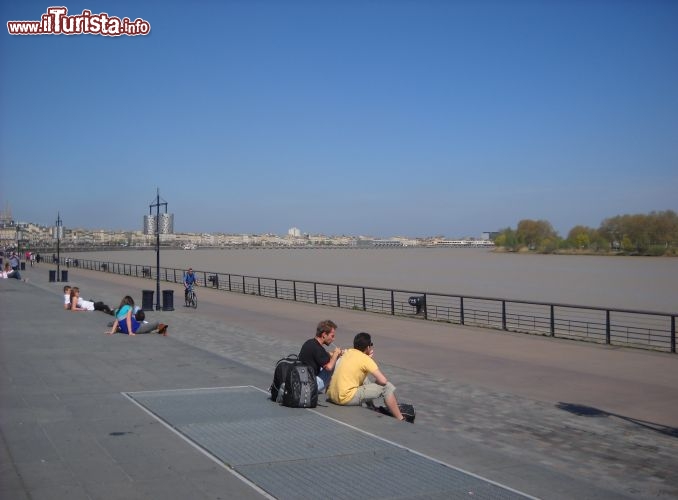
top-left (346, 381), bottom-right (396, 406)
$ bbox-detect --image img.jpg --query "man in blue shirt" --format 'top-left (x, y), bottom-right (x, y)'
top-left (184, 267), bottom-right (196, 301)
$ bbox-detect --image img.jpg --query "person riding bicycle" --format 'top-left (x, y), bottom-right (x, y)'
top-left (184, 268), bottom-right (197, 301)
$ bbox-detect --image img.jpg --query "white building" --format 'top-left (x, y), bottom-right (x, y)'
top-left (288, 227), bottom-right (301, 237)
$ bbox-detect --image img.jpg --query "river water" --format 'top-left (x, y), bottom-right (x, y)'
top-left (66, 248), bottom-right (677, 312)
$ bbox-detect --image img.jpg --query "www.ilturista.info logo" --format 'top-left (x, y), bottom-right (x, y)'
top-left (7, 6), bottom-right (151, 36)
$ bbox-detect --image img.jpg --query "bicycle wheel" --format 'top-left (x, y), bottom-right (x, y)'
top-left (190, 292), bottom-right (197, 309)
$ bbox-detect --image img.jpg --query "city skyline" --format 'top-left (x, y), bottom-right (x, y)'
top-left (2, 1), bottom-right (677, 237)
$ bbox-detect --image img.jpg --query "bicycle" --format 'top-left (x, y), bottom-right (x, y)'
top-left (185, 285), bottom-right (197, 309)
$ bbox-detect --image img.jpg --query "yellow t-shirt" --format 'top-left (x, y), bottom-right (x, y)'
top-left (327, 348), bottom-right (378, 405)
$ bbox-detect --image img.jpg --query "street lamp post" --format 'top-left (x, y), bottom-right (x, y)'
top-left (149, 190), bottom-right (167, 311)
top-left (16, 226), bottom-right (22, 256)
top-left (55, 213), bottom-right (63, 280)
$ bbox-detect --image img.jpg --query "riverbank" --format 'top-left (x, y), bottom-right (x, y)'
top-left (493, 246), bottom-right (678, 257)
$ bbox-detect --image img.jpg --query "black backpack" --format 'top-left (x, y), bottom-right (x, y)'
top-left (270, 355), bottom-right (298, 402)
top-left (282, 363), bottom-right (318, 408)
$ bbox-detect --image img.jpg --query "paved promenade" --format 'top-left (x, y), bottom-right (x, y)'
top-left (1, 264), bottom-right (677, 499)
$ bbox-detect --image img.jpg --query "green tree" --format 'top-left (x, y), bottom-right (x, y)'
top-left (600, 210), bottom-right (678, 254)
top-left (566, 225), bottom-right (595, 249)
top-left (516, 219), bottom-right (558, 249)
top-left (494, 227), bottom-right (518, 250)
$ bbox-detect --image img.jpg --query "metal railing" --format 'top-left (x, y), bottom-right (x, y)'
top-left (60, 257), bottom-right (677, 353)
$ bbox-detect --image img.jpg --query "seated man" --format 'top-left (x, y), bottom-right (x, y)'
top-left (63, 285), bottom-right (72, 309)
top-left (327, 332), bottom-right (405, 421)
top-left (298, 320), bottom-right (342, 392)
top-left (133, 310), bottom-right (169, 335)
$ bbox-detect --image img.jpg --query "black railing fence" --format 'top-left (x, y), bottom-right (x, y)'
top-left (60, 257), bottom-right (677, 353)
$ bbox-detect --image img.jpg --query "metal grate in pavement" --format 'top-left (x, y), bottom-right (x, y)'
top-left (126, 386), bottom-right (534, 500)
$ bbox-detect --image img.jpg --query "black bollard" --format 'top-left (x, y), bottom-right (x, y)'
top-left (162, 289), bottom-right (174, 311)
top-left (142, 290), bottom-right (154, 311)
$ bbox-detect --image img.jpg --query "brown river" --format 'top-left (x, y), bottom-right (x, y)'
top-left (65, 248), bottom-right (677, 313)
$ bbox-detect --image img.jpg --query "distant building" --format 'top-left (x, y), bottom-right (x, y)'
top-left (288, 227), bottom-right (301, 237)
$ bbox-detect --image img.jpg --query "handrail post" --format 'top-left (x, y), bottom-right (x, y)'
top-left (502, 300), bottom-right (507, 330)
top-left (228, 274), bottom-right (231, 291)
top-left (336, 285), bottom-right (340, 307)
top-left (313, 283), bottom-right (317, 304)
top-left (423, 294), bottom-right (428, 320)
top-left (550, 305), bottom-right (555, 336)
top-left (362, 288), bottom-right (366, 311)
top-left (293, 281), bottom-right (297, 301)
top-left (242, 275), bottom-right (245, 294)
top-left (460, 297), bottom-right (465, 325)
top-left (390, 290), bottom-right (394, 315)
top-left (671, 315), bottom-right (676, 353)
top-left (606, 310), bottom-right (611, 345)
top-left (257, 277), bottom-right (261, 296)
top-left (274, 279), bottom-right (278, 299)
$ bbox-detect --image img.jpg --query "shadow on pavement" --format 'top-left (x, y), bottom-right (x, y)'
top-left (556, 402), bottom-right (678, 438)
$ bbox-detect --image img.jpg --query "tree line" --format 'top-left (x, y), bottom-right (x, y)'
top-left (493, 210), bottom-right (678, 256)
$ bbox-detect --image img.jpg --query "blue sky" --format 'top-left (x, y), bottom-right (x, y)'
top-left (1, 0), bottom-right (676, 237)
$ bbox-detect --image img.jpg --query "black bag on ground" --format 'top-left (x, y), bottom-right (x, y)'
top-left (282, 363), bottom-right (318, 408)
top-left (377, 403), bottom-right (416, 423)
top-left (270, 354), bottom-right (299, 402)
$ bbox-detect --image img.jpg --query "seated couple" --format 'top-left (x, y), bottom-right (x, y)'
top-left (1, 262), bottom-right (25, 281)
top-left (106, 295), bottom-right (168, 336)
top-left (298, 321), bottom-right (406, 422)
top-left (64, 286), bottom-right (114, 314)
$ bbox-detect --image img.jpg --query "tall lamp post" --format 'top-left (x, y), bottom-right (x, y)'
top-left (55, 213), bottom-right (63, 280)
top-left (149, 190), bottom-right (167, 310)
top-left (16, 226), bottom-right (22, 256)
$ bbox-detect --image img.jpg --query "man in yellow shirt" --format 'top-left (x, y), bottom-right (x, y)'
top-left (327, 332), bottom-right (405, 421)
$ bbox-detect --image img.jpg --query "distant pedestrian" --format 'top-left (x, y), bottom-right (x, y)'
top-left (9, 252), bottom-right (20, 271)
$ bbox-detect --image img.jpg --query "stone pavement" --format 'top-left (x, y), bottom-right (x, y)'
top-left (1, 264), bottom-right (677, 499)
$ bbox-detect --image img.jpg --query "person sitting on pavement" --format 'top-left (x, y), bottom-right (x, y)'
top-left (8, 252), bottom-right (20, 272)
top-left (63, 285), bottom-right (72, 309)
top-left (326, 332), bottom-right (406, 421)
top-left (133, 309), bottom-right (168, 335)
top-left (298, 319), bottom-right (343, 393)
top-left (1, 262), bottom-right (25, 281)
top-left (106, 296), bottom-right (168, 335)
top-left (69, 287), bottom-right (114, 314)
top-left (106, 296), bottom-right (140, 335)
